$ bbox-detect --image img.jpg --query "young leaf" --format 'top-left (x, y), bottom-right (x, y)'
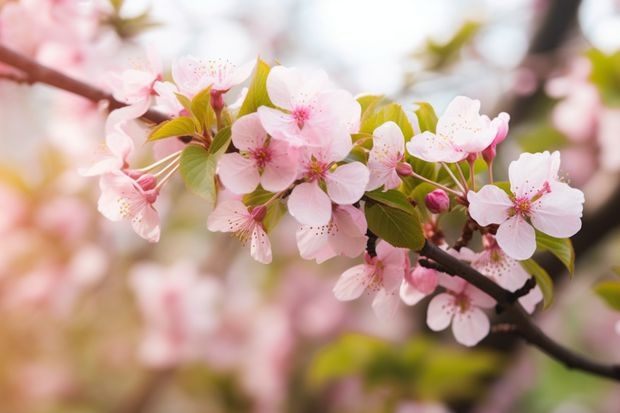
top-left (594, 281), bottom-right (620, 311)
top-left (238, 58), bottom-right (272, 116)
top-left (360, 102), bottom-right (414, 139)
top-left (148, 117), bottom-right (196, 141)
top-left (364, 189), bottom-right (416, 215)
top-left (521, 259), bottom-right (554, 309)
top-left (357, 94), bottom-right (384, 125)
top-left (191, 86), bottom-right (215, 132)
top-left (364, 201), bottom-right (424, 250)
top-left (535, 232), bottom-right (575, 275)
top-left (243, 186), bottom-right (274, 206)
top-left (415, 101), bottom-right (438, 133)
top-left (208, 126), bottom-right (232, 156)
top-left (180, 144), bottom-right (218, 209)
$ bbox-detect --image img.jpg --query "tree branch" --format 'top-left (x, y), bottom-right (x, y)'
top-left (418, 240), bottom-right (620, 382)
top-left (0, 44), bottom-right (170, 125)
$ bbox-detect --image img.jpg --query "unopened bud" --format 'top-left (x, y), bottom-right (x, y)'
top-left (425, 189), bottom-right (450, 214)
top-left (483, 112), bottom-right (510, 164)
top-left (395, 161), bottom-right (413, 177)
top-left (406, 265), bottom-right (439, 295)
top-left (210, 90), bottom-right (225, 112)
top-left (137, 173), bottom-right (157, 191)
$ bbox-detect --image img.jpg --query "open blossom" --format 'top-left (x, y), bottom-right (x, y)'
top-left (257, 66), bottom-right (360, 149)
top-left (427, 273), bottom-right (496, 346)
top-left (107, 49), bottom-right (162, 105)
top-left (130, 262), bottom-right (221, 368)
top-left (333, 241), bottom-right (409, 321)
top-left (406, 96), bottom-right (507, 163)
top-left (171, 55), bottom-right (255, 97)
top-left (218, 113), bottom-right (298, 194)
top-left (366, 121), bottom-right (411, 191)
top-left (207, 200), bottom-right (272, 264)
top-left (296, 204), bottom-right (367, 263)
top-left (97, 171), bottom-right (160, 242)
top-left (80, 126), bottom-right (134, 177)
top-left (468, 151), bottom-right (585, 260)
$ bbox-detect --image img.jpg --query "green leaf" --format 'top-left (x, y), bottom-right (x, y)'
top-left (238, 59), bottom-right (273, 117)
top-left (594, 281), bottom-right (620, 311)
top-left (359, 102), bottom-right (414, 139)
top-left (263, 201), bottom-right (286, 232)
top-left (365, 201), bottom-right (424, 250)
top-left (408, 182), bottom-right (438, 212)
top-left (357, 94), bottom-right (384, 126)
top-left (364, 189), bottom-right (416, 215)
top-left (180, 145), bottom-right (218, 209)
top-left (175, 93), bottom-right (192, 113)
top-left (521, 259), bottom-right (554, 309)
top-left (535, 232), bottom-right (575, 275)
top-left (242, 186), bottom-right (274, 206)
top-left (191, 86), bottom-right (215, 132)
top-left (588, 48), bottom-right (620, 107)
top-left (414, 102), bottom-right (438, 133)
top-left (208, 126), bottom-right (232, 156)
top-left (148, 116), bottom-right (196, 141)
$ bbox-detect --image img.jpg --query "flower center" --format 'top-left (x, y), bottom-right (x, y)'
top-left (512, 196), bottom-right (531, 217)
top-left (304, 158), bottom-right (328, 182)
top-left (292, 106), bottom-right (311, 129)
top-left (250, 146), bottom-right (272, 169)
top-left (453, 292), bottom-right (471, 313)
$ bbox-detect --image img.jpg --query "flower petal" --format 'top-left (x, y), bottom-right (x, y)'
top-left (325, 162), bottom-right (369, 205)
top-left (288, 182), bottom-right (332, 226)
top-left (400, 279), bottom-right (427, 306)
top-left (406, 131), bottom-right (466, 163)
top-left (530, 182), bottom-right (584, 238)
top-left (496, 215), bottom-right (536, 260)
top-left (467, 185), bottom-right (512, 226)
top-left (217, 153), bottom-right (260, 194)
top-left (231, 113), bottom-right (267, 151)
top-left (333, 264), bottom-right (369, 301)
top-left (250, 225), bottom-right (272, 264)
top-left (452, 307), bottom-right (490, 346)
top-left (372, 288), bottom-right (400, 321)
top-left (426, 293), bottom-right (456, 331)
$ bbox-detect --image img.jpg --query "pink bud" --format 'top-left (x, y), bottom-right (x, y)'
top-left (137, 173), bottom-right (157, 191)
top-left (405, 266), bottom-right (438, 295)
top-left (395, 161), bottom-right (413, 177)
top-left (425, 189), bottom-right (450, 214)
top-left (483, 112), bottom-right (510, 163)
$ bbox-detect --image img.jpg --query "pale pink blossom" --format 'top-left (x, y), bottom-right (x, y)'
top-left (171, 55), bottom-right (255, 97)
top-left (79, 125), bottom-right (134, 177)
top-left (97, 172), bottom-right (160, 242)
top-left (366, 121), bottom-right (408, 191)
top-left (218, 113), bottom-right (298, 194)
top-left (333, 241), bottom-right (409, 321)
top-left (296, 204), bottom-right (367, 263)
top-left (406, 96), bottom-right (506, 163)
top-left (207, 200), bottom-right (272, 264)
top-left (287, 144), bottom-right (369, 226)
top-left (468, 151), bottom-right (585, 260)
top-left (257, 66), bottom-right (360, 148)
top-left (107, 48), bottom-right (162, 106)
top-left (130, 262), bottom-right (221, 368)
top-left (426, 273), bottom-right (495, 346)
top-left (400, 265), bottom-right (439, 306)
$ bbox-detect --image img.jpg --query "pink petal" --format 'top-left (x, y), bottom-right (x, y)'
top-left (496, 215), bottom-right (536, 260)
top-left (316, 89), bottom-right (361, 134)
top-left (288, 182), bottom-right (332, 226)
top-left (426, 293), bottom-right (456, 331)
top-left (372, 288), bottom-right (400, 321)
top-left (508, 151), bottom-right (559, 198)
top-left (330, 206), bottom-right (367, 258)
top-left (265, 65), bottom-right (298, 110)
top-left (451, 307), bottom-right (490, 346)
top-left (217, 153), bottom-right (260, 194)
top-left (206, 200), bottom-right (249, 232)
top-left (437, 271), bottom-right (467, 293)
top-left (132, 204), bottom-right (160, 243)
top-left (250, 225), bottom-right (272, 264)
top-left (257, 106), bottom-right (302, 145)
top-left (467, 185), bottom-right (512, 226)
top-left (296, 223), bottom-right (333, 263)
top-left (231, 113), bottom-right (267, 151)
top-left (400, 279), bottom-right (427, 306)
top-left (333, 264), bottom-right (369, 301)
top-left (465, 284), bottom-right (496, 309)
top-left (530, 182), bottom-right (584, 238)
top-left (260, 141), bottom-right (299, 192)
top-left (406, 131), bottom-right (466, 163)
top-left (519, 285), bottom-right (542, 314)
top-left (325, 162), bottom-right (369, 205)
top-left (228, 60), bottom-right (256, 89)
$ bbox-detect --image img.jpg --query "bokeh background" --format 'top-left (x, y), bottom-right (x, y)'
top-left (0, 0), bottom-right (620, 412)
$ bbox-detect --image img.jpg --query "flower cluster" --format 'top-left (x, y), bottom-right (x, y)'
top-left (87, 53), bottom-right (586, 347)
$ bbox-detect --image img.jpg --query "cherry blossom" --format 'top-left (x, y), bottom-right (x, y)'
top-left (333, 241), bottom-right (409, 321)
top-left (130, 262), bottom-right (221, 368)
top-left (406, 96), bottom-right (507, 163)
top-left (97, 171), bottom-right (160, 242)
top-left (426, 273), bottom-right (496, 346)
top-left (296, 204), bottom-right (367, 263)
top-left (218, 113), bottom-right (298, 194)
top-left (286, 144), bottom-right (369, 226)
top-left (207, 200), bottom-right (272, 264)
top-left (107, 48), bottom-right (162, 106)
top-left (79, 126), bottom-right (134, 177)
top-left (366, 121), bottom-right (410, 191)
top-left (467, 151), bottom-right (585, 260)
top-left (425, 189), bottom-right (450, 214)
top-left (257, 66), bottom-right (360, 148)
top-left (400, 264), bottom-right (439, 306)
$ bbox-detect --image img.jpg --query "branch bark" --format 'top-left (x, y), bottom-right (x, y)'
top-left (418, 240), bottom-right (620, 382)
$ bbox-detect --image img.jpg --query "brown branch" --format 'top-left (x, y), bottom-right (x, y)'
top-left (418, 240), bottom-right (620, 382)
top-left (0, 44), bottom-right (170, 125)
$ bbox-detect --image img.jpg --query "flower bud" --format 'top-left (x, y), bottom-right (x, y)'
top-left (405, 265), bottom-right (439, 295)
top-left (483, 112), bottom-right (510, 163)
top-left (425, 189), bottom-right (450, 214)
top-left (395, 161), bottom-right (413, 177)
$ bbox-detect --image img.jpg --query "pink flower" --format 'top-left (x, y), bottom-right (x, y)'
top-left (107, 48), bottom-right (162, 105)
top-left (366, 121), bottom-right (408, 191)
top-left (171, 55), bottom-right (255, 97)
top-left (481, 112), bottom-right (510, 163)
top-left (287, 144), bottom-right (369, 226)
top-left (406, 96), bottom-right (506, 163)
top-left (467, 151), bottom-right (585, 260)
top-left (130, 262), bottom-right (221, 368)
top-left (296, 204), bottom-right (367, 263)
top-left (426, 273), bottom-right (495, 346)
top-left (257, 66), bottom-right (360, 148)
top-left (79, 126), bottom-right (134, 177)
top-left (218, 113), bottom-right (298, 194)
top-left (400, 265), bottom-right (439, 306)
top-left (207, 200), bottom-right (272, 264)
top-left (97, 172), bottom-right (160, 242)
top-left (333, 241), bottom-right (408, 321)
